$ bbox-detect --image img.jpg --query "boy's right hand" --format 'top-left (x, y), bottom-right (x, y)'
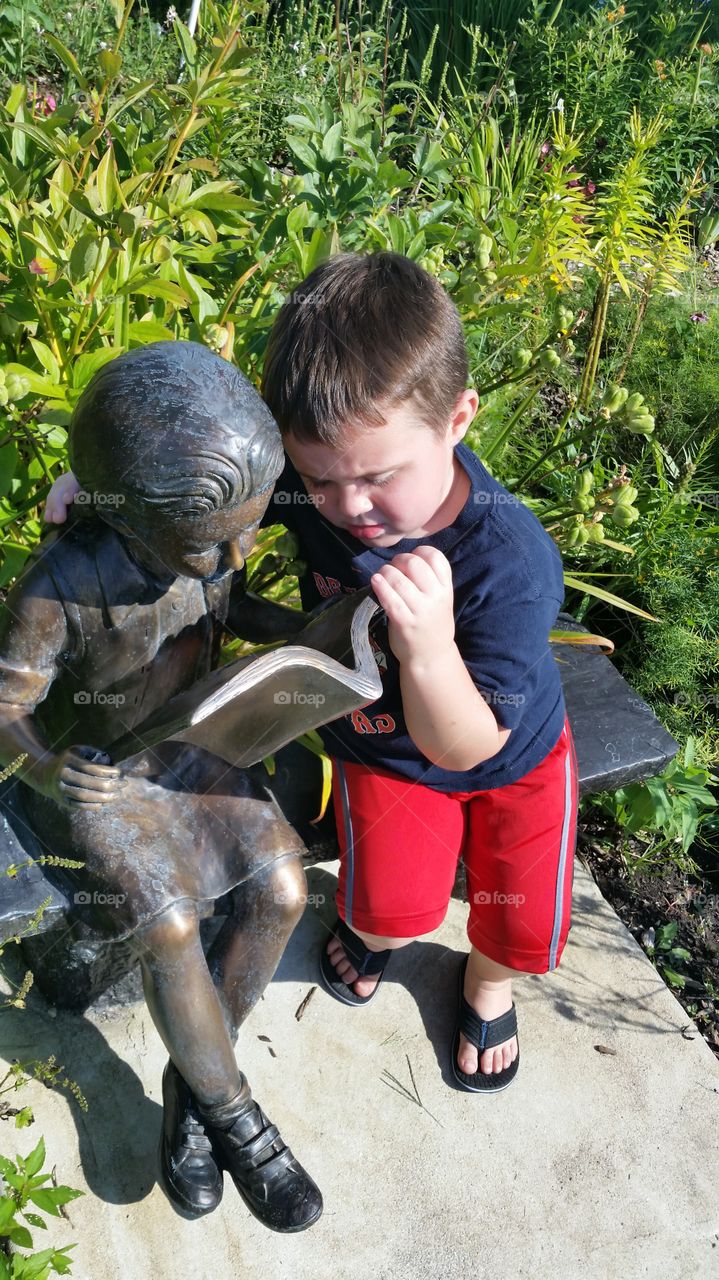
top-left (44, 471), bottom-right (81, 523)
top-left (37, 745), bottom-right (127, 809)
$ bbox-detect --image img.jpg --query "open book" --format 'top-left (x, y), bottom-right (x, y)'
top-left (107, 589), bottom-right (382, 769)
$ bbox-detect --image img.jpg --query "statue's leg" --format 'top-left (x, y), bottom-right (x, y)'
top-left (133, 893), bottom-right (322, 1231)
top-left (205, 852), bottom-right (307, 1042)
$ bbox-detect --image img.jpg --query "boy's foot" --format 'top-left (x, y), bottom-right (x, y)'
top-left (320, 919), bottom-right (392, 1007)
top-left (452, 956), bottom-right (520, 1092)
top-left (456, 968), bottom-right (519, 1077)
top-left (325, 935), bottom-right (382, 999)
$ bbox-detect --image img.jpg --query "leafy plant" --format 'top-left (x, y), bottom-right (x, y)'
top-left (0, 1138), bottom-right (82, 1278)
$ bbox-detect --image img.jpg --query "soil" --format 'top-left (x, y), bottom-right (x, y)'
top-left (577, 815), bottom-right (719, 1061)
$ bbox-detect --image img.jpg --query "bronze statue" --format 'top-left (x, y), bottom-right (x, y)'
top-left (0, 342), bottom-right (326, 1230)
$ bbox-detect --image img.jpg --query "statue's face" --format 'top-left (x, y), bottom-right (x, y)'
top-left (128, 489), bottom-right (272, 582)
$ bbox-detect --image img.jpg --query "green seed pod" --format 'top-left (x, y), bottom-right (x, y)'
top-left (586, 523), bottom-right (605, 543)
top-left (540, 347), bottom-right (561, 370)
top-left (477, 233), bottom-right (493, 255)
top-left (512, 348), bottom-right (533, 371)
top-left (613, 484), bottom-right (638, 507)
top-left (575, 468), bottom-right (594, 497)
top-left (479, 269), bottom-right (498, 284)
top-left (611, 503), bottom-right (639, 528)
top-left (5, 373), bottom-right (30, 401)
top-left (624, 392), bottom-right (645, 413)
top-left (204, 324), bottom-right (229, 353)
top-left (563, 339), bottom-right (576, 357)
top-left (557, 306), bottom-right (574, 332)
top-left (0, 368), bottom-right (5, 385)
top-left (0, 386), bottom-right (8, 407)
top-left (602, 384), bottom-right (629, 414)
top-left (626, 414), bottom-right (655, 435)
top-left (575, 524), bottom-right (590, 545)
top-left (477, 250), bottom-right (491, 270)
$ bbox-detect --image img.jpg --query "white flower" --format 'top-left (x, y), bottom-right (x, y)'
top-left (553, 97), bottom-right (564, 113)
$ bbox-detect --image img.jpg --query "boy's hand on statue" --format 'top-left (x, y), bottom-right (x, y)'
top-left (39, 746), bottom-right (127, 809)
top-left (370, 546), bottom-right (455, 666)
top-left (44, 471), bottom-right (81, 524)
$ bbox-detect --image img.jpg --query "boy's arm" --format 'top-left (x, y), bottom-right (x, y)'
top-left (370, 545), bottom-right (509, 770)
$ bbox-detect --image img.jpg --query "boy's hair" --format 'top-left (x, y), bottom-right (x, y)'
top-left (261, 251), bottom-right (468, 444)
top-left (70, 341), bottom-right (283, 523)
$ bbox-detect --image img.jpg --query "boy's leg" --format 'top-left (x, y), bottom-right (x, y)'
top-left (460, 715), bottom-right (579, 1075)
top-left (327, 759), bottom-right (465, 997)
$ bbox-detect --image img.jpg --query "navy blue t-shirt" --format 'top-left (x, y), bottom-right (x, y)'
top-left (261, 442), bottom-right (567, 791)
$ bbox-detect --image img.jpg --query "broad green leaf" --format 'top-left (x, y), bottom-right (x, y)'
top-left (321, 122), bottom-right (343, 162)
top-left (71, 347), bottom-right (121, 391)
top-left (69, 234), bottom-right (100, 282)
top-left (127, 320), bottom-right (176, 344)
top-left (23, 1136), bottom-right (45, 1179)
top-left (98, 49), bottom-right (123, 81)
top-left (174, 19), bottom-right (197, 71)
top-left (29, 339), bottom-right (60, 382)
top-left (123, 278), bottom-right (190, 305)
top-left (95, 146), bottom-right (119, 214)
top-left (0, 445), bottom-right (19, 498)
top-left (286, 137), bottom-right (317, 171)
top-left (43, 33), bottom-right (89, 91)
top-left (48, 159), bottom-right (74, 216)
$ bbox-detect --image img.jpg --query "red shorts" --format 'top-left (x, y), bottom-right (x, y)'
top-left (331, 715), bottom-right (579, 974)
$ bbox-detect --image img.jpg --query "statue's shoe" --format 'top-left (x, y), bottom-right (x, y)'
top-left (204, 1093), bottom-right (323, 1233)
top-left (158, 1060), bottom-right (224, 1216)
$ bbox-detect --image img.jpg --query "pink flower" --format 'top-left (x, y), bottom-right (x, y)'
top-left (583, 180), bottom-right (596, 197)
top-left (28, 258), bottom-right (46, 274)
top-left (690, 312), bottom-right (709, 323)
top-left (566, 178), bottom-right (582, 189)
top-left (539, 140), bottom-right (552, 157)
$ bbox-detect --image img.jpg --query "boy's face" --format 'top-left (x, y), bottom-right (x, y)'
top-left (119, 490), bottom-right (271, 582)
top-left (283, 395), bottom-right (475, 547)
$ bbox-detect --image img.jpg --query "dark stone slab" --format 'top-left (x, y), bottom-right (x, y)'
top-left (552, 612), bottom-right (679, 798)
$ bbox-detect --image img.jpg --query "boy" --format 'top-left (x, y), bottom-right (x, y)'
top-left (47, 253), bottom-right (579, 1095)
top-left (8, 341), bottom-right (323, 1229)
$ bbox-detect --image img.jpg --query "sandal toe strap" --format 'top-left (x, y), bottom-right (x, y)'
top-left (334, 918), bottom-right (392, 976)
top-left (458, 998), bottom-right (517, 1052)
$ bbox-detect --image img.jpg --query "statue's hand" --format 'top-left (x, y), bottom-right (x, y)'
top-left (38, 745), bottom-right (127, 809)
top-left (44, 471), bottom-right (81, 524)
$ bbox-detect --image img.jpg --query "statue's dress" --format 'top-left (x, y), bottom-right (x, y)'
top-left (0, 513), bottom-right (304, 940)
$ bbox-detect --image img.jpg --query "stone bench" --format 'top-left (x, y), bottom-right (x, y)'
top-left (0, 612), bottom-right (679, 1009)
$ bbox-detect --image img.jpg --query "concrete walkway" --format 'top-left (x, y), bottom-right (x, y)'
top-left (0, 857), bottom-right (717, 1280)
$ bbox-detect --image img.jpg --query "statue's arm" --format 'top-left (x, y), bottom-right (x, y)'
top-left (225, 569), bottom-right (312, 645)
top-left (0, 564), bottom-right (123, 806)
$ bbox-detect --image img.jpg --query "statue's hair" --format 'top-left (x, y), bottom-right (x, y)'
top-left (69, 341), bottom-right (284, 523)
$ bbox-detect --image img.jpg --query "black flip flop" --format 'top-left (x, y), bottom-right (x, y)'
top-left (319, 917), bottom-right (392, 1007)
top-left (452, 955), bottom-right (520, 1093)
